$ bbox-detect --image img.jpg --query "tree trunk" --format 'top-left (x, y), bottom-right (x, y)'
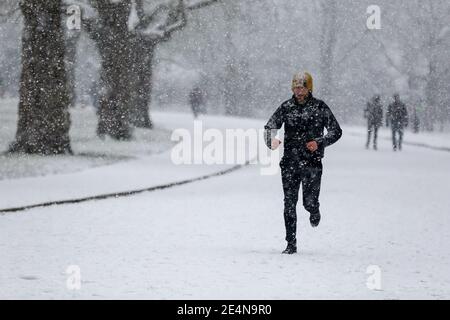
top-left (94, 2), bottom-right (132, 140)
top-left (9, 0), bottom-right (72, 155)
top-left (129, 38), bottom-right (154, 129)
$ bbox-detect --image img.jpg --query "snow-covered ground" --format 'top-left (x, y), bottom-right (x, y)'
top-left (1, 106), bottom-right (450, 299)
top-left (345, 125), bottom-right (450, 151)
top-left (0, 98), bottom-right (174, 180)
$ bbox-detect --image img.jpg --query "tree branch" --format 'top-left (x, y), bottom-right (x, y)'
top-left (132, 0), bottom-right (219, 42)
top-left (133, 0), bottom-right (183, 41)
top-left (185, 0), bottom-right (219, 10)
top-left (135, 1), bottom-right (169, 30)
top-left (160, 0), bottom-right (187, 40)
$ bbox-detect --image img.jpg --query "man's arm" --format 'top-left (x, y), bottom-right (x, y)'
top-left (403, 104), bottom-right (409, 127)
top-left (314, 103), bottom-right (342, 148)
top-left (264, 104), bottom-right (284, 149)
top-left (377, 105), bottom-right (383, 126)
top-left (386, 104), bottom-right (391, 127)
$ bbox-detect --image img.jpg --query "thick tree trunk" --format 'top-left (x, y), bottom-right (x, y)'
top-left (96, 39), bottom-right (133, 140)
top-left (94, 2), bottom-right (133, 140)
top-left (129, 38), bottom-right (154, 129)
top-left (9, 0), bottom-right (72, 155)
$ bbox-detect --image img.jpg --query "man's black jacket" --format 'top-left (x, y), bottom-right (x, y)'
top-left (264, 94), bottom-right (342, 162)
top-left (387, 100), bottom-right (408, 129)
top-left (365, 100), bottom-right (383, 127)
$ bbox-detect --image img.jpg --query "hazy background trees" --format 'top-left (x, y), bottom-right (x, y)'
top-left (374, 0), bottom-right (450, 131)
top-left (1, 0), bottom-right (449, 155)
top-left (156, 0), bottom-right (449, 127)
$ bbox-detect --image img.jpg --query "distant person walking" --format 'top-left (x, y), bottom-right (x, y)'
top-left (189, 86), bottom-right (205, 119)
top-left (364, 95), bottom-right (383, 150)
top-left (386, 94), bottom-right (408, 151)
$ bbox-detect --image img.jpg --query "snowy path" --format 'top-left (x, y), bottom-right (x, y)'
top-left (0, 111), bottom-right (254, 210)
top-left (1, 113), bottom-right (450, 299)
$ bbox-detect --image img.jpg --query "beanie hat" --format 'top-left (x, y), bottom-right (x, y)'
top-left (292, 72), bottom-right (313, 92)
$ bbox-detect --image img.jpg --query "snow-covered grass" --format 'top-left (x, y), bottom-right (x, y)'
top-left (0, 110), bottom-right (260, 210)
top-left (0, 98), bottom-right (174, 180)
top-left (1, 110), bottom-right (449, 299)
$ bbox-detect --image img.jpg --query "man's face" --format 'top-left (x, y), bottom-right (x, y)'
top-left (293, 86), bottom-right (309, 100)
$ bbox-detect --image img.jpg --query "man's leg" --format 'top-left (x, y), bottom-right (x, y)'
top-left (373, 126), bottom-right (378, 150)
top-left (302, 161), bottom-right (323, 227)
top-left (392, 128), bottom-right (397, 151)
top-left (398, 128), bottom-right (404, 150)
top-left (366, 124), bottom-right (372, 149)
top-left (281, 162), bottom-right (302, 246)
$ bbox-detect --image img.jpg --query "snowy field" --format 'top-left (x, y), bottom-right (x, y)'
top-left (0, 98), bottom-right (174, 180)
top-left (1, 101), bottom-right (450, 299)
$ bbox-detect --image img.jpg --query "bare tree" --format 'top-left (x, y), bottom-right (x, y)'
top-left (70, 0), bottom-right (219, 140)
top-left (80, 0), bottom-right (134, 139)
top-left (9, 0), bottom-right (72, 154)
